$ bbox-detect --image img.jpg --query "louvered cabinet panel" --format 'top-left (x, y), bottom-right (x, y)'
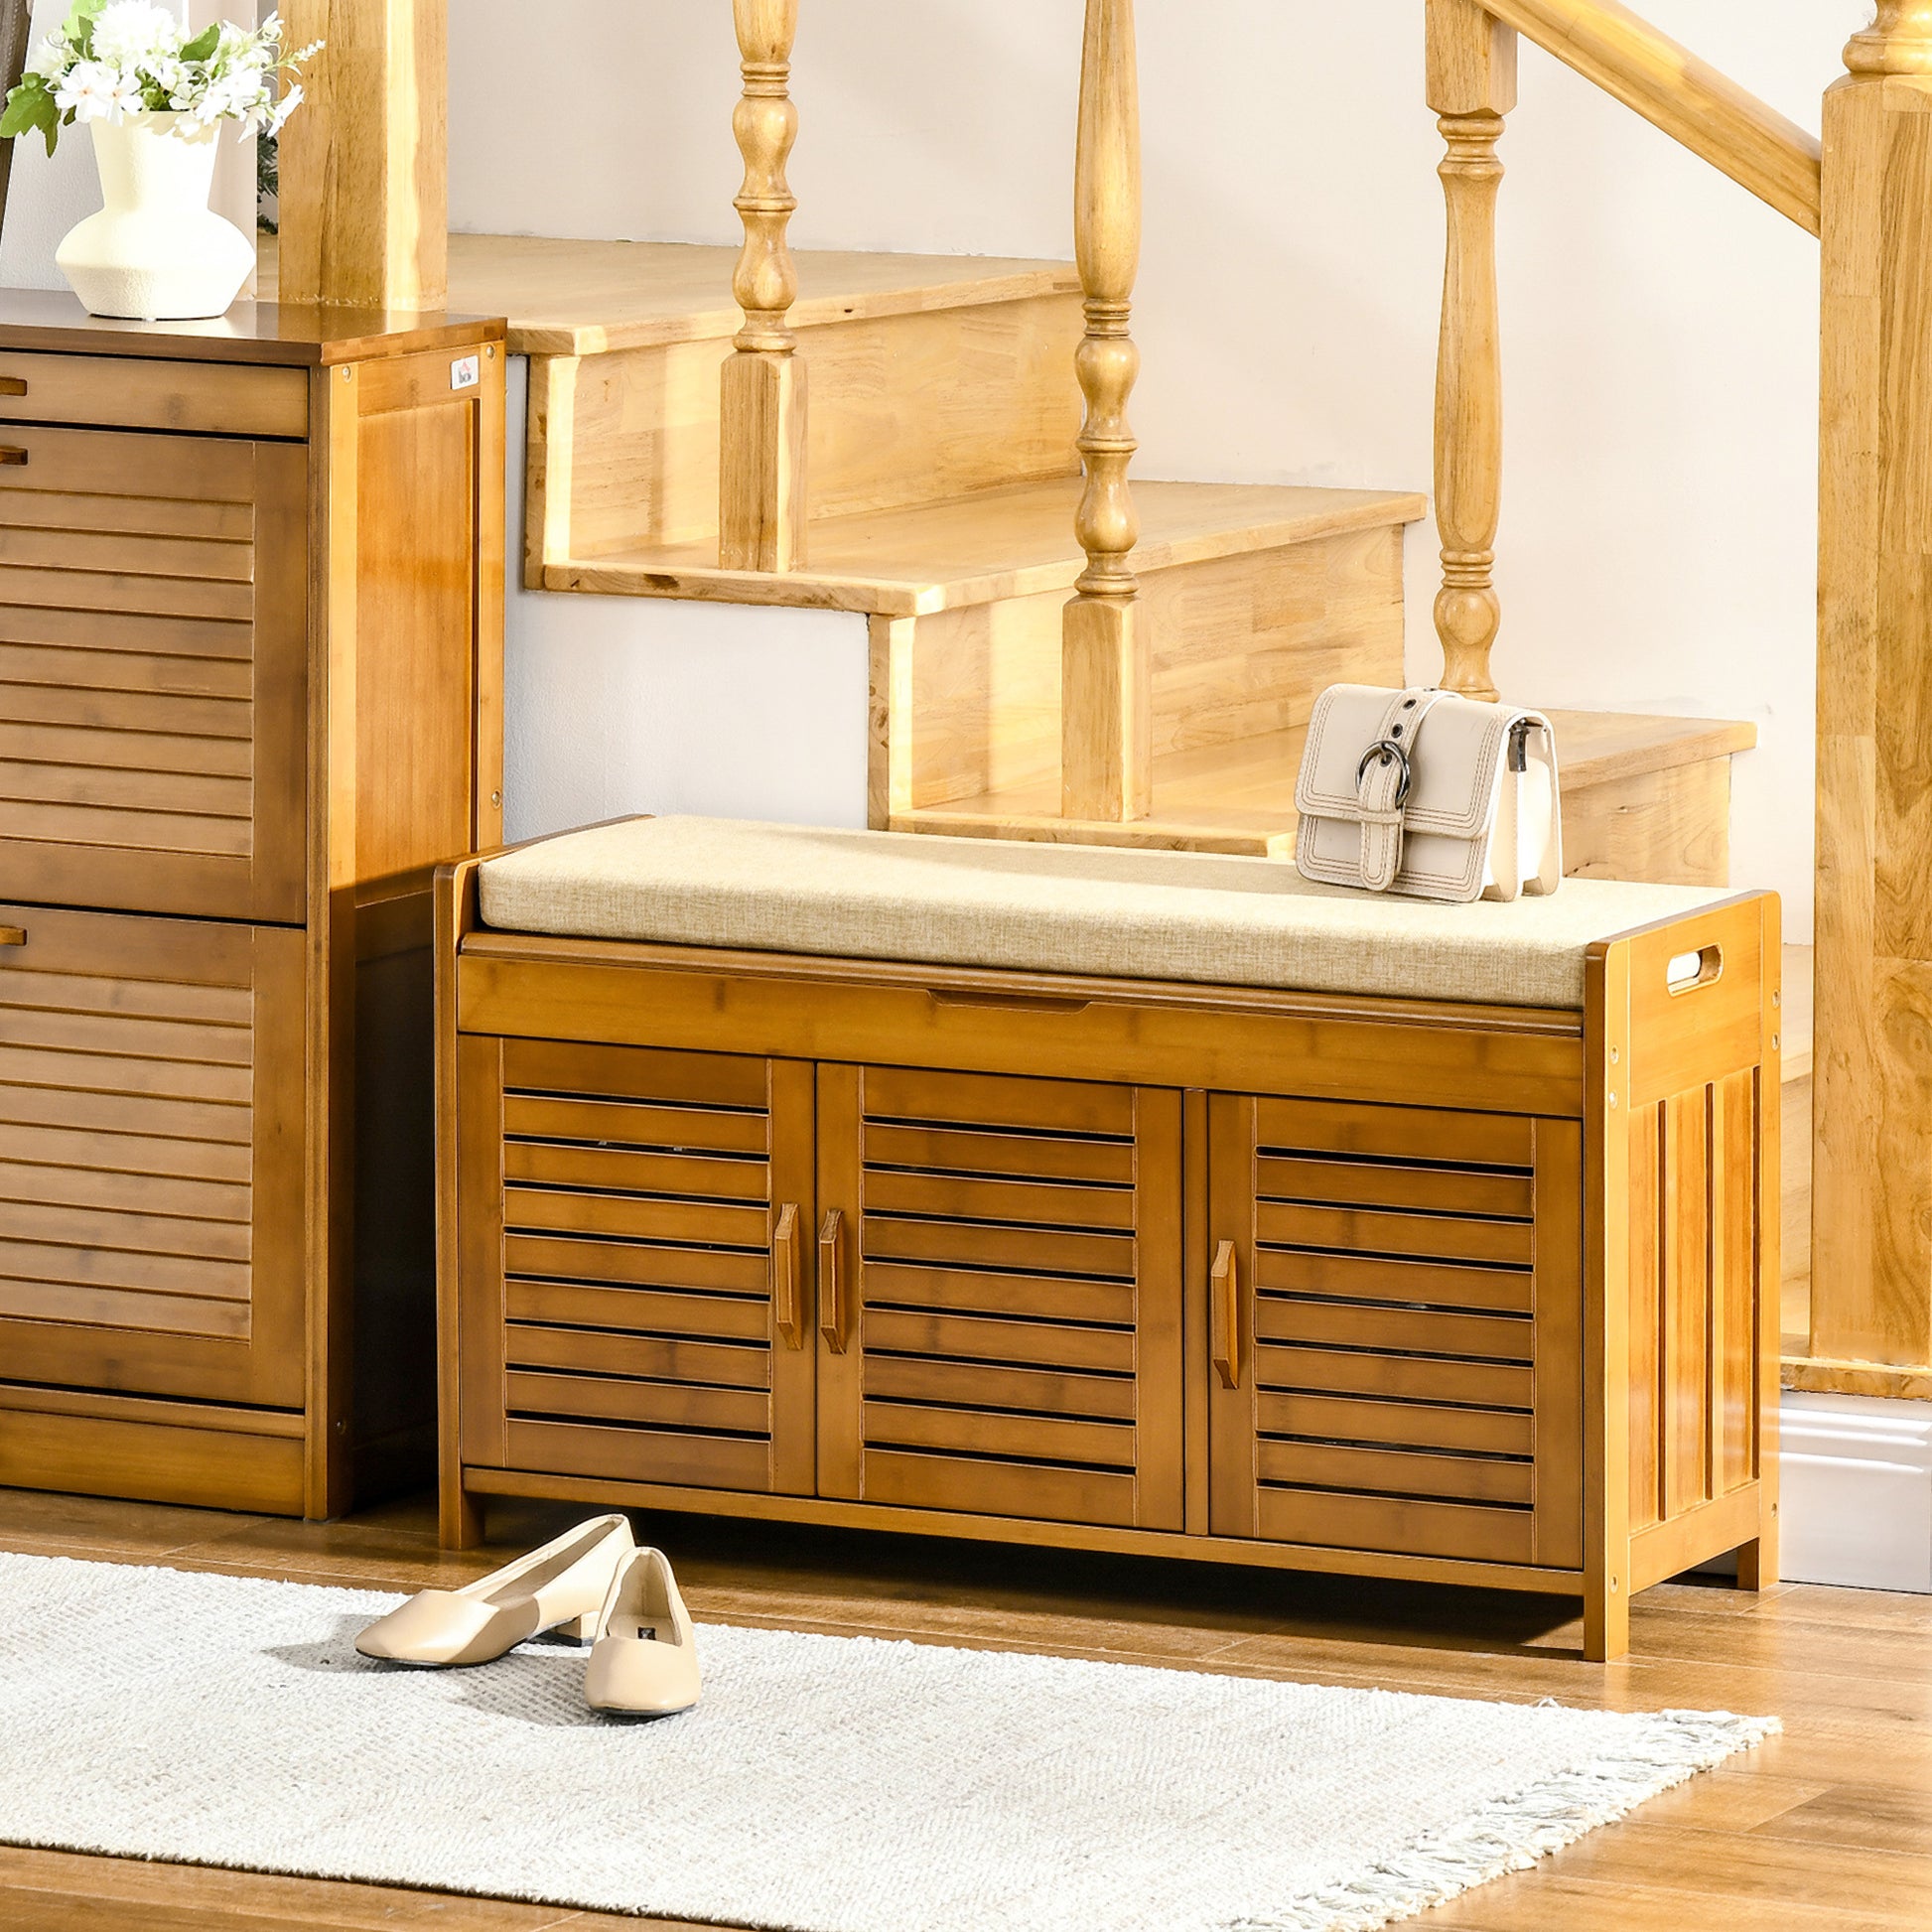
top-left (0, 425), bottom-right (307, 922)
top-left (816, 1064), bottom-right (1183, 1531)
top-left (457, 1036), bottom-right (816, 1495)
top-left (1207, 1094), bottom-right (1583, 1571)
top-left (0, 902), bottom-right (305, 1407)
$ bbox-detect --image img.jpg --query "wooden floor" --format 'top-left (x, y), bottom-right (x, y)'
top-left (0, 1486), bottom-right (1928, 1929)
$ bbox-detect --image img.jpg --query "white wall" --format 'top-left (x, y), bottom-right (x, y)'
top-left (450, 0), bottom-right (1854, 929)
top-left (501, 364), bottom-right (870, 844)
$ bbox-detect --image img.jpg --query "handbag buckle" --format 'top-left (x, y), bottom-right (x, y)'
top-left (1356, 738), bottom-right (1413, 808)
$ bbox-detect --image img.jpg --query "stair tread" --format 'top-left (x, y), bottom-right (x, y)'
top-left (895, 709), bottom-right (1757, 858)
top-left (258, 233), bottom-right (1079, 357)
top-left (547, 478), bottom-right (1429, 618)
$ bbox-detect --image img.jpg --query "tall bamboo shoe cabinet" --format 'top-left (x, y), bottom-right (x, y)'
top-left (0, 295), bottom-right (505, 1519)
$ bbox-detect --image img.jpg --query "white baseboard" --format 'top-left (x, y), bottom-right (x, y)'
top-left (1777, 1391), bottom-right (1932, 1592)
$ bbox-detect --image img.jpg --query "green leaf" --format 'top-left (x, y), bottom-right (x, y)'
top-left (180, 22), bottom-right (221, 63)
top-left (62, 0), bottom-right (105, 60)
top-left (1, 77), bottom-right (62, 159)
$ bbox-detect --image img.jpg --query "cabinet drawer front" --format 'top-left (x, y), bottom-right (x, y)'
top-left (0, 426), bottom-right (307, 921)
top-left (456, 1036), bottom-right (817, 1498)
top-left (816, 1064), bottom-right (1185, 1533)
top-left (1209, 1094), bottom-right (1584, 1572)
top-left (0, 903), bottom-right (305, 1408)
top-left (0, 352), bottom-right (307, 439)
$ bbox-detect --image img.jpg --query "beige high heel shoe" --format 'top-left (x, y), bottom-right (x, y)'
top-left (355, 1515), bottom-right (634, 1667)
top-left (584, 1546), bottom-right (701, 1717)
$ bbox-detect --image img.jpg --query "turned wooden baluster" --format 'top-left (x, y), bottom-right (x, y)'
top-left (1062, 0), bottom-right (1149, 823)
top-left (1428, 0), bottom-right (1517, 702)
top-left (720, 0), bottom-right (807, 572)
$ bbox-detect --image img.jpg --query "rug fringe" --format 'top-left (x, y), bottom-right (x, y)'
top-left (1230, 1709), bottom-right (1779, 1932)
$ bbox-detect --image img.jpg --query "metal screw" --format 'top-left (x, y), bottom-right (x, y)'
top-left (1772, 991), bottom-right (1782, 1008)
top-left (485, 345), bottom-right (496, 358)
top-left (1772, 1034), bottom-right (1781, 1051)
top-left (1609, 1045), bottom-right (1619, 1064)
top-left (489, 789), bottom-right (502, 808)
top-left (343, 366), bottom-right (352, 380)
top-left (1608, 1092), bottom-right (1618, 1109)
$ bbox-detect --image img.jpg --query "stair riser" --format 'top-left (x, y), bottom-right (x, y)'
top-left (526, 293), bottom-right (1083, 577)
top-left (874, 523), bottom-right (1407, 817)
top-left (898, 756), bottom-right (1736, 885)
top-left (1562, 759), bottom-right (1730, 889)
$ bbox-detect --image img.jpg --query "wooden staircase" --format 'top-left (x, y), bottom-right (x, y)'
top-left (263, 219), bottom-right (1753, 887)
top-left (262, 2), bottom-right (1753, 891)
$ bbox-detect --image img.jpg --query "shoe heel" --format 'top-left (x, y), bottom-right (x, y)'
top-left (552, 1609), bottom-right (600, 1646)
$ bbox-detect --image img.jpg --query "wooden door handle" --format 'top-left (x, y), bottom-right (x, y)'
top-left (0, 376), bottom-right (26, 396)
top-left (0, 450), bottom-right (27, 467)
top-left (0, 926), bottom-right (23, 947)
top-left (771, 1202), bottom-right (802, 1348)
top-left (928, 988), bottom-right (1092, 1015)
top-left (818, 1207), bottom-right (848, 1354)
top-left (1210, 1239), bottom-right (1240, 1389)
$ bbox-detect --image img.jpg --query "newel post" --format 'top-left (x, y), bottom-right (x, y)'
top-left (1427, 0), bottom-right (1515, 702)
top-left (720, 0), bottom-right (808, 573)
top-left (1811, 0), bottom-right (1932, 1377)
top-left (1061, 0), bottom-right (1149, 823)
top-left (278, 0), bottom-right (448, 310)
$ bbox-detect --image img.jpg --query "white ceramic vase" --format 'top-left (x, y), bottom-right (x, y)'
top-left (56, 113), bottom-right (253, 322)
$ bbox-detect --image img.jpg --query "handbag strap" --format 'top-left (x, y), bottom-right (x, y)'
top-left (1353, 687), bottom-right (1449, 890)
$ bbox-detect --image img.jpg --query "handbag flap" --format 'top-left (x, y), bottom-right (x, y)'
top-left (1296, 685), bottom-right (1523, 840)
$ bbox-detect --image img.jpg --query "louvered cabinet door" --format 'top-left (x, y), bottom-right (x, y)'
top-left (456, 1036), bottom-right (816, 1496)
top-left (0, 903), bottom-right (306, 1407)
top-left (0, 424), bottom-right (307, 922)
top-left (1206, 1095), bottom-right (1584, 1572)
top-left (815, 1064), bottom-right (1184, 1531)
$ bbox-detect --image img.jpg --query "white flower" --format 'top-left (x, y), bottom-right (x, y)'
top-left (266, 79), bottom-right (303, 136)
top-left (53, 60), bottom-right (121, 124)
top-left (25, 35), bottom-right (69, 82)
top-left (88, 1), bottom-right (182, 69)
top-left (192, 67), bottom-right (263, 125)
top-left (101, 69), bottom-right (147, 121)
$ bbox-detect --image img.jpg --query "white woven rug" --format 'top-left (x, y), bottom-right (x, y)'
top-left (0, 1553), bottom-right (1773, 1932)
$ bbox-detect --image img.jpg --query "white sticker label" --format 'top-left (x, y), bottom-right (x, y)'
top-left (451, 354), bottom-right (481, 391)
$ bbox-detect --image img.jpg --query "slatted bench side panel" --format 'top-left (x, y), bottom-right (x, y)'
top-left (1621, 942), bottom-right (1771, 1555)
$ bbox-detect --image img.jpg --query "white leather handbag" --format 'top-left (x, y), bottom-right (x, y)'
top-left (1294, 684), bottom-right (1562, 902)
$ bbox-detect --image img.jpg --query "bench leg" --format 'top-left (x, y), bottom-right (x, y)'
top-left (441, 1482), bottom-right (484, 1551)
top-left (1583, 1575), bottom-right (1629, 1663)
top-left (1735, 1527), bottom-right (1779, 1592)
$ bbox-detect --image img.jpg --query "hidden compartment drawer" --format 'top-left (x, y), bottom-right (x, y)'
top-left (0, 351), bottom-right (308, 440)
top-left (0, 423), bottom-right (308, 921)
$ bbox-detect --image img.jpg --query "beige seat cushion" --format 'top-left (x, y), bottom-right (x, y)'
top-left (478, 816), bottom-right (1751, 1011)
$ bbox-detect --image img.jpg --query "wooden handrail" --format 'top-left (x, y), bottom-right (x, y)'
top-left (1478, 0), bottom-right (1821, 236)
top-left (719, 0), bottom-right (808, 572)
top-left (1061, 0), bottom-right (1150, 823)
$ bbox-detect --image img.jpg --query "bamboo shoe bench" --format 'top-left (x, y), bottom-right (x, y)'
top-left (438, 817), bottom-right (1780, 1661)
